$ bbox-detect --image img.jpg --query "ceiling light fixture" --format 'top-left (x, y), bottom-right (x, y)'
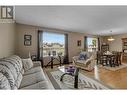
top-left (108, 31), bottom-right (115, 41)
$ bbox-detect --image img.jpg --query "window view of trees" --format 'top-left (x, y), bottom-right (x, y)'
top-left (87, 37), bottom-right (98, 52)
top-left (42, 32), bottom-right (65, 57)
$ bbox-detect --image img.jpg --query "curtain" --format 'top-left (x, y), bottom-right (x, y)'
top-left (84, 36), bottom-right (87, 51)
top-left (37, 30), bottom-right (43, 60)
top-left (98, 37), bottom-right (100, 51)
top-left (63, 34), bottom-right (69, 64)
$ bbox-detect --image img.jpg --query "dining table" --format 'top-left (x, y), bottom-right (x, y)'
top-left (102, 53), bottom-right (117, 67)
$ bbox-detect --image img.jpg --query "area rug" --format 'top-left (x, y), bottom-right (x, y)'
top-left (103, 63), bottom-right (127, 71)
top-left (46, 70), bottom-right (110, 89)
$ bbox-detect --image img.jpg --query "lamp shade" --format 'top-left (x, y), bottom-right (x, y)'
top-left (108, 36), bottom-right (115, 41)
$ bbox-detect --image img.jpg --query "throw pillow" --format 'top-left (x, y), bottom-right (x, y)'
top-left (22, 58), bottom-right (33, 71)
top-left (79, 53), bottom-right (87, 60)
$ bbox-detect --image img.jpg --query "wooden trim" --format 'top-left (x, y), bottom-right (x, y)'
top-left (122, 38), bottom-right (127, 40)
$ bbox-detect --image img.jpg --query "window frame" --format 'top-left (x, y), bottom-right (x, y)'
top-left (42, 32), bottom-right (65, 57)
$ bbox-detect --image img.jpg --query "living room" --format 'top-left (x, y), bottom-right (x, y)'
top-left (1, 4), bottom-right (127, 93)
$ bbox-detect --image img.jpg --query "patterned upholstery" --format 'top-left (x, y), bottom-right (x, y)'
top-left (0, 73), bottom-right (11, 89)
top-left (20, 81), bottom-right (50, 89)
top-left (0, 55), bottom-right (23, 89)
top-left (0, 65), bottom-right (16, 89)
top-left (15, 73), bottom-right (23, 88)
top-left (0, 55), bottom-right (54, 89)
top-left (20, 71), bottom-right (46, 88)
top-left (22, 58), bottom-right (33, 71)
top-left (72, 52), bottom-right (96, 71)
top-left (23, 66), bottom-right (42, 76)
top-left (0, 61), bottom-right (18, 82)
top-left (5, 55), bottom-right (23, 72)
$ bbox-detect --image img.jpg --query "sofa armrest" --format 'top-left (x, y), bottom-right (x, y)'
top-left (72, 56), bottom-right (79, 61)
top-left (33, 61), bottom-right (41, 67)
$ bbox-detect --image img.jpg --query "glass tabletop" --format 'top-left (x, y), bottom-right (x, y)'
top-left (58, 65), bottom-right (77, 74)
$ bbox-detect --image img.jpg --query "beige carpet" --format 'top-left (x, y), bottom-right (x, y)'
top-left (46, 70), bottom-right (110, 89)
top-left (102, 63), bottom-right (127, 71)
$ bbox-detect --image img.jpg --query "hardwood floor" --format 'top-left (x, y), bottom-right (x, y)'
top-left (81, 62), bottom-right (127, 89)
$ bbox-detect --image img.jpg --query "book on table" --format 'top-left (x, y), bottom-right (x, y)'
top-left (65, 66), bottom-right (76, 74)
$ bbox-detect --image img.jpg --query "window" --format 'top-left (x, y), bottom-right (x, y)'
top-left (87, 37), bottom-right (98, 52)
top-left (42, 32), bottom-right (65, 57)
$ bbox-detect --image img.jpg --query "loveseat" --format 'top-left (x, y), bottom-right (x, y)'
top-left (0, 55), bottom-right (54, 89)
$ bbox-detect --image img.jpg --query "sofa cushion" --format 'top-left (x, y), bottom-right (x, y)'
top-left (22, 58), bottom-right (33, 71)
top-left (0, 55), bottom-right (24, 89)
top-left (20, 71), bottom-right (46, 88)
top-left (0, 65), bottom-right (16, 89)
top-left (0, 59), bottom-right (20, 75)
top-left (21, 69), bottom-right (24, 75)
top-left (0, 73), bottom-right (11, 89)
top-left (0, 61), bottom-right (18, 82)
top-left (33, 61), bottom-right (41, 67)
top-left (79, 53), bottom-right (87, 60)
top-left (5, 55), bottom-right (23, 72)
top-left (15, 73), bottom-right (23, 88)
top-left (77, 60), bottom-right (86, 64)
top-left (20, 81), bottom-right (50, 89)
top-left (23, 66), bottom-right (42, 76)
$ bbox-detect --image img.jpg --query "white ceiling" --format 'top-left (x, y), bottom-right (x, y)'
top-left (15, 6), bottom-right (127, 36)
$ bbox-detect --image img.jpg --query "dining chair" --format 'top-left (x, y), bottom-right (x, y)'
top-left (109, 55), bottom-right (117, 67)
top-left (101, 55), bottom-right (108, 66)
top-left (116, 52), bottom-right (122, 66)
top-left (111, 51), bottom-right (122, 66)
top-left (97, 51), bottom-right (109, 66)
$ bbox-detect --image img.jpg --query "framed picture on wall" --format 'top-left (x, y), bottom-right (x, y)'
top-left (24, 35), bottom-right (32, 46)
top-left (77, 40), bottom-right (81, 46)
top-left (24, 40), bottom-right (31, 46)
top-left (24, 35), bottom-right (32, 40)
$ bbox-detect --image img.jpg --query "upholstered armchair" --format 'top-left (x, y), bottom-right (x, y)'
top-left (72, 52), bottom-right (96, 71)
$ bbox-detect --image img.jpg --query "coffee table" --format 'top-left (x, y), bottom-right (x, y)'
top-left (58, 66), bottom-right (79, 89)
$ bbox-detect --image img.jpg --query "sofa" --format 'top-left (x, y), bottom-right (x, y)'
top-left (0, 55), bottom-right (54, 89)
top-left (72, 51), bottom-right (96, 71)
